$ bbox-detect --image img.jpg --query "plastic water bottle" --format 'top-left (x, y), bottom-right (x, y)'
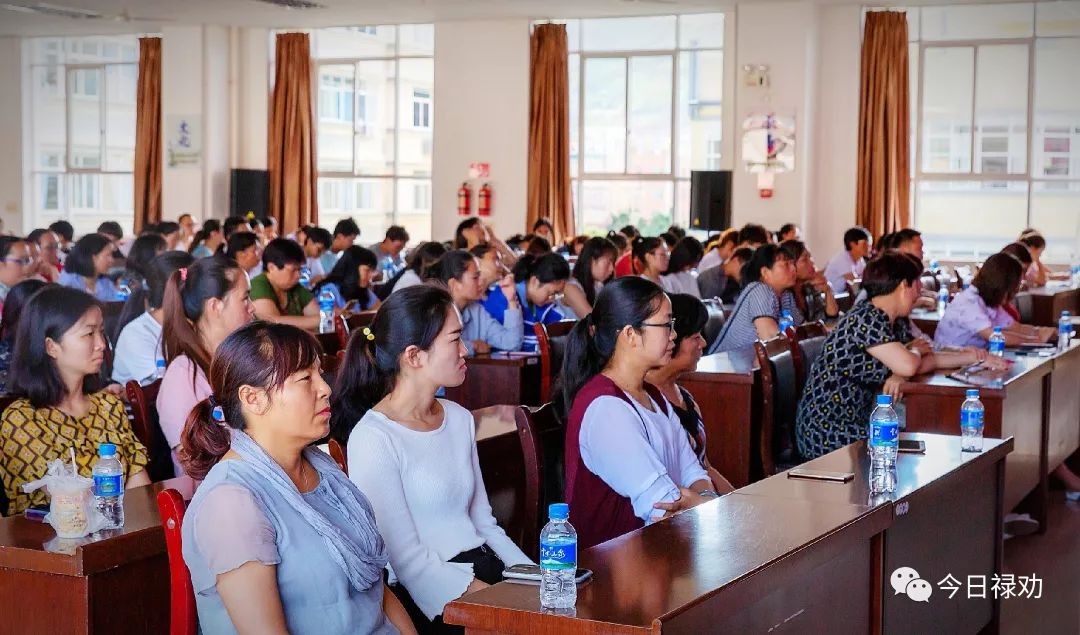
top-left (778, 309), bottom-right (794, 334)
top-left (116, 277), bottom-right (132, 301)
top-left (539, 503), bottom-right (577, 610)
top-left (937, 286), bottom-right (949, 314)
top-left (382, 256), bottom-right (395, 281)
top-left (93, 443), bottom-right (125, 529)
top-left (929, 259), bottom-right (939, 275)
top-left (154, 356), bottom-right (167, 380)
top-left (868, 395), bottom-right (899, 494)
top-left (960, 389), bottom-right (984, 453)
top-left (318, 288), bottom-right (335, 334)
top-left (1058, 311), bottom-right (1072, 353)
top-left (299, 265), bottom-right (312, 290)
top-left (988, 327), bottom-right (1006, 357)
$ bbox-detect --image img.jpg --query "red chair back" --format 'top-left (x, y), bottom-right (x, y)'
top-left (157, 488), bottom-right (196, 635)
top-left (328, 438), bottom-right (348, 474)
top-left (534, 320), bottom-right (577, 404)
top-left (315, 331), bottom-right (341, 356)
top-left (125, 379), bottom-right (162, 453)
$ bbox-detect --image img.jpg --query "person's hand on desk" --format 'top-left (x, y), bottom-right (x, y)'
top-left (472, 340), bottom-right (492, 355)
top-left (653, 487), bottom-right (714, 520)
top-left (883, 374), bottom-right (907, 402)
top-left (979, 355), bottom-right (1011, 371)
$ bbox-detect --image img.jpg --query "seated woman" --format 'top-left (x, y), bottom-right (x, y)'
top-left (179, 322), bottom-right (414, 635)
top-left (332, 286), bottom-right (532, 631)
top-left (632, 236), bottom-right (669, 286)
top-left (250, 238), bottom-right (320, 331)
top-left (645, 293), bottom-right (735, 495)
top-left (57, 234), bottom-right (124, 302)
top-left (1018, 230), bottom-right (1050, 288)
top-left (780, 240), bottom-right (839, 324)
top-left (387, 241), bottom-right (447, 296)
top-left (425, 249), bottom-right (522, 355)
top-left (0, 236), bottom-right (31, 304)
top-left (0, 279), bottom-right (50, 393)
top-left (481, 253), bottom-right (570, 352)
top-left (0, 287), bottom-right (149, 514)
top-left (709, 244), bottom-right (802, 354)
top-left (113, 252), bottom-right (194, 386)
top-left (562, 236), bottom-right (617, 318)
top-left (796, 252), bottom-right (1003, 461)
top-left (158, 255), bottom-right (254, 477)
top-left (123, 233), bottom-right (167, 291)
top-left (469, 243), bottom-right (508, 294)
top-left (226, 231), bottom-right (262, 277)
top-left (660, 237), bottom-right (704, 298)
top-left (313, 246), bottom-right (381, 313)
top-left (560, 277), bottom-right (715, 549)
top-left (935, 252), bottom-right (1054, 349)
top-left (189, 219), bottom-right (224, 258)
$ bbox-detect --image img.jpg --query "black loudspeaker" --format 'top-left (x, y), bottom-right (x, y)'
top-left (230, 169), bottom-right (269, 219)
top-left (689, 170), bottom-right (733, 231)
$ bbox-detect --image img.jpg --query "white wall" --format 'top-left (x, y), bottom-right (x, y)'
top-left (431, 20), bottom-right (531, 243)
top-left (235, 27), bottom-right (269, 170)
top-left (0, 38), bottom-right (23, 233)
top-left (161, 26), bottom-right (206, 221)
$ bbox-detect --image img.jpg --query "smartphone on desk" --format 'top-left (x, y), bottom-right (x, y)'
top-left (898, 439), bottom-right (926, 454)
top-left (787, 468), bottom-right (855, 483)
top-left (503, 564), bottom-right (593, 584)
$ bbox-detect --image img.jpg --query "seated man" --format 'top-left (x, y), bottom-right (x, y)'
top-left (320, 217), bottom-right (360, 274)
top-left (371, 225), bottom-right (410, 281)
top-left (824, 226), bottom-right (872, 293)
top-left (697, 247), bottom-right (752, 304)
top-left (250, 238), bottom-right (321, 331)
top-left (303, 226), bottom-right (332, 281)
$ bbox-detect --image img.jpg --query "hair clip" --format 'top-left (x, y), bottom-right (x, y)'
top-left (179, 267), bottom-right (188, 282)
top-left (362, 327), bottom-right (375, 341)
top-left (245, 211), bottom-right (256, 220)
top-left (211, 405), bottom-right (225, 423)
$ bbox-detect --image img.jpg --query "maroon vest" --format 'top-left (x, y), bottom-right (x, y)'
top-left (564, 375), bottom-right (669, 549)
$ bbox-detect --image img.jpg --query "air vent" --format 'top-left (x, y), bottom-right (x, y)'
top-left (251, 0), bottom-right (326, 9)
top-left (0, 2), bottom-right (103, 18)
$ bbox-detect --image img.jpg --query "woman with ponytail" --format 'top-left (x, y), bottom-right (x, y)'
top-left (156, 255), bottom-right (254, 476)
top-left (333, 285), bottom-right (533, 631)
top-left (178, 321), bottom-right (414, 635)
top-left (189, 219), bottom-right (224, 258)
top-left (631, 236), bottom-right (669, 285)
top-left (559, 277), bottom-right (715, 549)
top-left (562, 236), bottom-right (617, 318)
top-left (423, 249), bottom-right (522, 355)
top-left (480, 252), bottom-right (570, 352)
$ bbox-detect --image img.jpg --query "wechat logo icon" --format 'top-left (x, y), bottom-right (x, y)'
top-left (891, 567), bottom-right (933, 602)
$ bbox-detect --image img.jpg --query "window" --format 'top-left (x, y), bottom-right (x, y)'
top-left (901, 4), bottom-right (1080, 261)
top-left (546, 13), bottom-right (730, 234)
top-left (25, 35), bottom-right (138, 235)
top-left (306, 24), bottom-right (434, 241)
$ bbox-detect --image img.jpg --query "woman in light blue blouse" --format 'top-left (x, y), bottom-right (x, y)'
top-left (56, 233), bottom-right (124, 302)
top-left (180, 321), bottom-right (415, 635)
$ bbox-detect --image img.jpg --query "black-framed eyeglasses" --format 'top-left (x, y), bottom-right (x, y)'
top-left (639, 318), bottom-right (676, 332)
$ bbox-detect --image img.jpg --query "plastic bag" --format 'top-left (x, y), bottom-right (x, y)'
top-left (22, 456), bottom-right (107, 538)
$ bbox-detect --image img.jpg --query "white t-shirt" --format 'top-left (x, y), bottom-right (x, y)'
top-left (305, 256), bottom-right (325, 278)
top-left (347, 400), bottom-right (532, 620)
top-left (824, 250), bottom-right (865, 294)
top-left (580, 392), bottom-right (709, 523)
top-left (661, 271), bottom-right (702, 298)
top-left (391, 269), bottom-right (424, 294)
top-left (111, 311), bottom-right (162, 385)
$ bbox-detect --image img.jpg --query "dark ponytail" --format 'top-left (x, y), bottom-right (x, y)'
top-left (330, 285), bottom-right (456, 444)
top-left (556, 277), bottom-right (666, 416)
top-left (161, 254), bottom-right (244, 378)
top-left (631, 236), bottom-right (663, 274)
top-left (571, 237), bottom-right (618, 305)
top-left (180, 321), bottom-right (321, 480)
top-left (188, 219), bottom-right (222, 254)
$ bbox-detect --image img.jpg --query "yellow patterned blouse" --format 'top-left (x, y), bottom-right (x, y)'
top-left (0, 392), bottom-right (149, 515)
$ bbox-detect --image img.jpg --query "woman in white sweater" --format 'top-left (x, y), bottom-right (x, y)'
top-left (331, 285), bottom-right (532, 632)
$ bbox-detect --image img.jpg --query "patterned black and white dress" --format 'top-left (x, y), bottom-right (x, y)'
top-left (795, 300), bottom-right (912, 459)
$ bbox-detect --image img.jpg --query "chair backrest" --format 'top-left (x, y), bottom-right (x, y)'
top-left (156, 489), bottom-right (196, 635)
top-left (102, 301), bottom-right (125, 346)
top-left (315, 332), bottom-right (341, 356)
top-left (328, 438), bottom-right (348, 474)
top-left (785, 321), bottom-right (828, 401)
top-left (125, 378), bottom-right (175, 481)
top-left (844, 279), bottom-right (861, 299)
top-left (520, 403), bottom-right (564, 550)
top-left (753, 334), bottom-right (800, 477)
top-left (475, 406), bottom-right (533, 556)
top-left (1014, 293), bottom-right (1033, 323)
top-left (701, 298), bottom-right (727, 348)
top-left (834, 291), bottom-right (853, 313)
top-left (534, 320), bottom-right (576, 404)
top-left (335, 311), bottom-right (377, 350)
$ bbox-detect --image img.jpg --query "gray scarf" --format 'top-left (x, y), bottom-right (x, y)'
top-left (228, 430), bottom-right (388, 591)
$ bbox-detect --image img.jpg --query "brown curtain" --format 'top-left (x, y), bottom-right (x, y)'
top-left (133, 37), bottom-right (162, 233)
top-left (268, 32), bottom-right (318, 234)
top-left (528, 24), bottom-right (575, 242)
top-left (856, 12), bottom-right (910, 239)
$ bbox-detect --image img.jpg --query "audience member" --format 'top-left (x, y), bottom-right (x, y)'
top-left (563, 236), bottom-right (618, 318)
top-left (777, 223), bottom-right (801, 242)
top-left (737, 223), bottom-right (771, 248)
top-left (226, 231), bottom-right (262, 276)
top-left (632, 236), bottom-right (669, 286)
top-left (155, 221), bottom-right (182, 250)
top-left (371, 225), bottom-right (411, 279)
top-left (26, 228), bottom-right (61, 282)
top-left (482, 253), bottom-right (570, 352)
top-left (780, 240), bottom-right (839, 323)
top-left (697, 247), bottom-right (751, 303)
top-left (824, 226), bottom-right (872, 293)
top-left (58, 233), bottom-right (123, 301)
top-left (697, 228), bottom-right (738, 272)
top-left (250, 239), bottom-right (320, 330)
top-left (386, 241), bottom-right (447, 296)
top-left (48, 220), bottom-right (75, 258)
top-left (190, 219), bottom-right (224, 258)
top-left (453, 218), bottom-right (484, 250)
top-left (177, 214), bottom-right (196, 250)
top-left (1019, 231), bottom-right (1050, 287)
top-left (303, 226), bottom-right (333, 277)
top-left (0, 279), bottom-right (50, 393)
top-left (532, 218), bottom-right (555, 242)
top-left (322, 218), bottom-right (361, 273)
top-left (0, 236), bottom-right (31, 303)
top-left (660, 236), bottom-right (704, 297)
top-left (313, 246), bottom-right (381, 312)
top-left (709, 244), bottom-right (802, 353)
top-left (425, 249), bottom-right (522, 354)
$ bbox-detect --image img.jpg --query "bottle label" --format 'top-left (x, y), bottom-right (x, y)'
top-left (94, 474), bottom-right (122, 497)
top-left (869, 421), bottom-right (899, 447)
top-left (540, 541), bottom-right (577, 570)
top-left (989, 340), bottom-right (1005, 354)
top-left (961, 410), bottom-right (984, 430)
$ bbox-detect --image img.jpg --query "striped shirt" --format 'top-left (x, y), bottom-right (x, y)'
top-left (709, 281), bottom-right (803, 353)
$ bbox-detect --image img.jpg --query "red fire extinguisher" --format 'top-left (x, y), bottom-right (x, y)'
top-left (457, 182), bottom-right (472, 216)
top-left (478, 183), bottom-right (492, 217)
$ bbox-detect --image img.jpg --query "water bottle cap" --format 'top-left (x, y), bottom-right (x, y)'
top-left (1063, 311), bottom-right (1072, 317)
top-left (992, 326), bottom-right (1002, 333)
top-left (966, 389), bottom-right (979, 399)
top-left (548, 503), bottom-right (569, 519)
top-left (876, 394), bottom-right (892, 406)
top-left (156, 357), bottom-right (166, 367)
top-left (98, 443), bottom-right (117, 457)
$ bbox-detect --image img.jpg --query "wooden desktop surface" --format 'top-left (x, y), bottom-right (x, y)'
top-left (1021, 285), bottom-right (1080, 326)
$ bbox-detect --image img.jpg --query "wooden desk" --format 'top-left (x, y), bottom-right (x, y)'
top-left (473, 405), bottom-right (534, 555)
top-left (445, 493), bottom-right (891, 634)
top-left (737, 433), bottom-right (1013, 635)
top-left (900, 351), bottom-right (1054, 527)
top-left (1019, 285), bottom-right (1080, 327)
top-left (1046, 342), bottom-right (1080, 486)
top-left (680, 349), bottom-right (758, 488)
top-left (0, 477), bottom-right (193, 635)
top-left (444, 353), bottom-right (542, 411)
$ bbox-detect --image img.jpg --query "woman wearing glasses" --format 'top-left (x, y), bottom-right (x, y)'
top-left (0, 237), bottom-right (31, 304)
top-left (559, 277), bottom-right (716, 549)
